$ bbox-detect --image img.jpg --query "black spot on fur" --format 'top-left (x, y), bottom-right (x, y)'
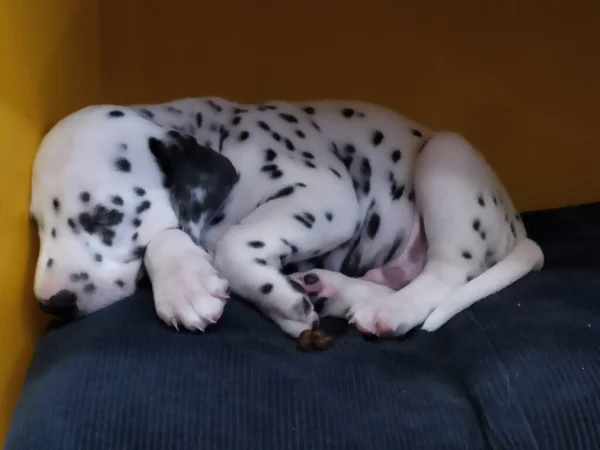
top-left (293, 212), bottom-right (316, 229)
top-left (329, 167), bottom-right (342, 178)
top-left (209, 213), bottom-right (225, 226)
top-left (78, 205), bottom-right (124, 236)
top-left (195, 112), bottom-right (203, 127)
top-left (302, 151), bottom-right (314, 159)
top-left (115, 279), bottom-right (125, 288)
top-left (261, 164), bottom-right (284, 179)
top-left (112, 196), bottom-right (124, 206)
top-left (264, 148), bottom-right (277, 161)
top-left (166, 106), bottom-right (182, 114)
top-left (295, 129), bottom-right (306, 139)
top-left (408, 189), bottom-right (415, 202)
top-left (361, 158), bottom-right (372, 178)
top-left (478, 194), bottom-right (485, 207)
top-left (510, 222), bottom-right (517, 238)
top-left (311, 120), bottom-right (321, 132)
top-left (265, 185), bottom-right (296, 203)
top-left (362, 180), bottom-right (371, 195)
top-left (271, 132), bottom-right (281, 142)
top-left (258, 105), bottom-right (277, 111)
top-left (134, 187), bottom-right (146, 196)
top-left (50, 228), bottom-right (56, 239)
top-left (132, 232), bottom-right (139, 241)
top-left (136, 200), bottom-right (151, 214)
top-left (304, 161), bottom-right (316, 169)
top-left (70, 272), bottom-right (89, 282)
top-left (238, 130), bottom-right (250, 141)
top-left (207, 100), bottom-right (222, 112)
top-left (260, 283), bottom-right (273, 294)
top-left (114, 157), bottom-right (131, 172)
top-left (132, 246), bottom-right (145, 259)
top-left (84, 283), bottom-right (96, 293)
top-left (367, 213), bottom-right (381, 239)
top-left (52, 198), bottom-right (60, 212)
top-left (325, 212), bottom-right (333, 221)
top-left (108, 110), bottom-right (124, 118)
top-left (94, 253), bottom-right (103, 262)
top-left (411, 128), bottom-right (423, 137)
top-left (472, 219), bottom-right (481, 231)
top-left (388, 173), bottom-right (405, 200)
top-left (342, 156), bottom-right (353, 169)
top-left (248, 240), bottom-right (265, 248)
top-left (67, 218), bottom-right (76, 230)
top-left (132, 218), bottom-right (142, 228)
top-left (391, 149), bottom-right (402, 163)
top-left (462, 251), bottom-right (473, 259)
top-left (46, 258), bottom-right (54, 268)
top-left (80, 192), bottom-right (90, 203)
top-left (345, 144), bottom-right (356, 154)
top-left (140, 109), bottom-right (154, 119)
top-left (285, 138), bottom-right (295, 151)
top-left (101, 229), bottom-right (115, 246)
top-left (258, 121), bottom-right (270, 131)
top-left (372, 130), bottom-right (384, 146)
top-left (254, 258), bottom-right (267, 265)
top-left (281, 238), bottom-right (298, 254)
top-left (341, 108), bottom-right (355, 118)
top-left (279, 113), bottom-right (298, 123)
top-left (479, 231), bottom-right (487, 240)
top-left (232, 116), bottom-right (241, 126)
top-left (302, 106), bottom-right (315, 115)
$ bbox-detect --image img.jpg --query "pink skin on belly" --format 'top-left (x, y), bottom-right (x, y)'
top-left (360, 215), bottom-right (427, 290)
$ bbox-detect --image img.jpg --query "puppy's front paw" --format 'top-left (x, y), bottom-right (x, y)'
top-left (145, 229), bottom-right (229, 331)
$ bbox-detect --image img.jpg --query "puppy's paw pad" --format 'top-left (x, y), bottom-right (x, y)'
top-left (289, 271), bottom-right (339, 301)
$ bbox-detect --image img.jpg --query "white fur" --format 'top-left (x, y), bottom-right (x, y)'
top-left (30, 97), bottom-right (544, 338)
top-left (144, 228), bottom-right (229, 330)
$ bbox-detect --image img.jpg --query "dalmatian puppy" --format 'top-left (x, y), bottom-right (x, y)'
top-left (30, 97), bottom-right (544, 338)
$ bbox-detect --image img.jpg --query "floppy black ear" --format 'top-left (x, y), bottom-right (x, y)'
top-left (148, 131), bottom-right (239, 237)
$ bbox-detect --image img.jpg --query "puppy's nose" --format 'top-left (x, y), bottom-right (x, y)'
top-left (39, 290), bottom-right (78, 320)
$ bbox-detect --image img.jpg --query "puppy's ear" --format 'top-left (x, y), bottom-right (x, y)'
top-left (148, 131), bottom-right (239, 231)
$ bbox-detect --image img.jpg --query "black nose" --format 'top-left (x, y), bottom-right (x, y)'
top-left (39, 290), bottom-right (78, 320)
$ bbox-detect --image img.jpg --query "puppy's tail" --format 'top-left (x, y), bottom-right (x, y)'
top-left (421, 237), bottom-right (544, 331)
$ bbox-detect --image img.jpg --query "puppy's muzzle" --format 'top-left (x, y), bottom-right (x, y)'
top-left (38, 290), bottom-right (78, 320)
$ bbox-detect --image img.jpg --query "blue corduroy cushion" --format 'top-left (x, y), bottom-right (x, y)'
top-left (5, 203), bottom-right (600, 450)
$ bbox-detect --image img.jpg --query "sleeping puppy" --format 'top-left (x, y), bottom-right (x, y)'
top-left (30, 98), bottom-right (543, 338)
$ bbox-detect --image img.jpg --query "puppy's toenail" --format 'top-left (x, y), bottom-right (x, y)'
top-left (303, 273), bottom-right (319, 285)
top-left (289, 279), bottom-right (305, 293)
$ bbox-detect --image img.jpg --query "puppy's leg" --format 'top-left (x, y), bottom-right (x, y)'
top-left (290, 269), bottom-right (395, 323)
top-left (214, 184), bottom-right (360, 338)
top-left (144, 228), bottom-right (229, 331)
top-left (347, 132), bottom-right (543, 336)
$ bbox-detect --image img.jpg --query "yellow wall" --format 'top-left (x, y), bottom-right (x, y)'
top-left (102, 0), bottom-right (600, 212)
top-left (0, 0), bottom-right (102, 442)
top-left (0, 0), bottom-right (599, 442)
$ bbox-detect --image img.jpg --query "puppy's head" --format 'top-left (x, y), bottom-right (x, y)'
top-left (30, 105), bottom-right (237, 320)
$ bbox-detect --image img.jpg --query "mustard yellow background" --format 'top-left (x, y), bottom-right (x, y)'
top-left (1, 0), bottom-right (598, 442)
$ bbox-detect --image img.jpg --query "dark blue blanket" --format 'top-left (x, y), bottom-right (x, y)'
top-left (6, 202), bottom-right (600, 450)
